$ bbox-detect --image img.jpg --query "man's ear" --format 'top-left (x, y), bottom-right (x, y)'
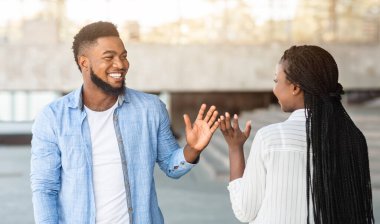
top-left (78, 55), bottom-right (88, 71)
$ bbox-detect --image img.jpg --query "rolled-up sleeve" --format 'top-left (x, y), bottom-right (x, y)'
top-left (227, 131), bottom-right (266, 222)
top-left (155, 101), bottom-right (195, 179)
top-left (30, 107), bottom-right (61, 224)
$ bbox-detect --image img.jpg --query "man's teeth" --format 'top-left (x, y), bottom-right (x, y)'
top-left (109, 73), bottom-right (122, 78)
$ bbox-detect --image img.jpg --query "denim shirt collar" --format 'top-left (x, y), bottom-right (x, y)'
top-left (68, 86), bottom-right (131, 110)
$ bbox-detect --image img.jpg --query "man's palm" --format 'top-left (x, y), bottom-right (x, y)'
top-left (183, 104), bottom-right (219, 152)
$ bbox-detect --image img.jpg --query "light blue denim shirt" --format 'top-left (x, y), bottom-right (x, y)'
top-left (31, 87), bottom-right (196, 224)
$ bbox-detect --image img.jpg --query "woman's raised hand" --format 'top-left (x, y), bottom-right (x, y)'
top-left (219, 112), bottom-right (251, 149)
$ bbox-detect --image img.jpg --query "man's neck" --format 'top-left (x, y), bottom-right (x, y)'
top-left (83, 88), bottom-right (119, 111)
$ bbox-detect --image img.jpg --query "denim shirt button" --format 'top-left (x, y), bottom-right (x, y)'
top-left (180, 161), bottom-right (185, 165)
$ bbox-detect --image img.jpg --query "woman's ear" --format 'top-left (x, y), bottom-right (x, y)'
top-left (292, 84), bottom-right (302, 96)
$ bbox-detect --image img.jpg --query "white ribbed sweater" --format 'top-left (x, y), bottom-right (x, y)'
top-left (227, 109), bottom-right (313, 224)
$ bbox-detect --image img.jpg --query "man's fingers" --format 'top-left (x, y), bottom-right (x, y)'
top-left (244, 120), bottom-right (252, 138)
top-left (207, 110), bottom-right (218, 127)
top-left (203, 105), bottom-right (216, 122)
top-left (210, 120), bottom-right (219, 133)
top-left (183, 114), bottom-right (192, 132)
top-left (196, 104), bottom-right (207, 120)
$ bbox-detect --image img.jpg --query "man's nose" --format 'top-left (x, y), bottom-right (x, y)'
top-left (112, 58), bottom-right (125, 69)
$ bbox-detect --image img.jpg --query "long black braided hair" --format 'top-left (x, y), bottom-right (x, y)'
top-left (280, 45), bottom-right (374, 224)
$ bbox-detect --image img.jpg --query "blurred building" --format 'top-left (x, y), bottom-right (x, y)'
top-left (0, 0), bottom-right (379, 142)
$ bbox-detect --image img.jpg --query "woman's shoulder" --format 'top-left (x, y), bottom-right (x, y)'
top-left (258, 119), bottom-right (305, 139)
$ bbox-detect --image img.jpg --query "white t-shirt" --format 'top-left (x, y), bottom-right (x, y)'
top-left (85, 101), bottom-right (129, 224)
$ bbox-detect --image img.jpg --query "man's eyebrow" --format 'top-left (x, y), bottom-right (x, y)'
top-left (102, 50), bottom-right (128, 55)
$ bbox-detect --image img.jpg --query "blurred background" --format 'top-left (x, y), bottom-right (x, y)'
top-left (0, 0), bottom-right (380, 223)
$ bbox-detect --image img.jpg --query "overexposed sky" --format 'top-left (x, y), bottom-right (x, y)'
top-left (66, 0), bottom-right (225, 27)
top-left (0, 0), bottom-right (44, 26)
top-left (248, 0), bottom-right (298, 25)
top-left (0, 0), bottom-right (298, 27)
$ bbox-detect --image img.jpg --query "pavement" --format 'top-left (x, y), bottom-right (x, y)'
top-left (0, 102), bottom-right (379, 224)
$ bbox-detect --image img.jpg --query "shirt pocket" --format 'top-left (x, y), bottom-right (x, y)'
top-left (59, 135), bottom-right (87, 170)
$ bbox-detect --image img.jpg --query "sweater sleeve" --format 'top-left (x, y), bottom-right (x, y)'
top-left (227, 130), bottom-right (266, 222)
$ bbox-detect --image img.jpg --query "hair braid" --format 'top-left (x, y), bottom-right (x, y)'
top-left (281, 45), bottom-right (374, 224)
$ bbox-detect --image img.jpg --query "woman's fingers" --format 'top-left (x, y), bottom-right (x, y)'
top-left (244, 120), bottom-right (252, 138)
top-left (232, 114), bottom-right (239, 130)
top-left (225, 112), bottom-right (232, 130)
top-left (219, 116), bottom-right (226, 131)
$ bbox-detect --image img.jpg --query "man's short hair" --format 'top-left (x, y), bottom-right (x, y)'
top-left (72, 21), bottom-right (120, 71)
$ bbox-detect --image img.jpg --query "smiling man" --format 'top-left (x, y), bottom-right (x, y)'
top-left (30, 21), bottom-right (219, 224)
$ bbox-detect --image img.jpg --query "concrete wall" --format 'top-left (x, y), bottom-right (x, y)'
top-left (1, 43), bottom-right (380, 91)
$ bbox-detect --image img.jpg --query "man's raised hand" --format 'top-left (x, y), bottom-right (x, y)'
top-left (183, 104), bottom-right (219, 152)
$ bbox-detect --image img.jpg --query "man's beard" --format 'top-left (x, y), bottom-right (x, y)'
top-left (90, 68), bottom-right (125, 96)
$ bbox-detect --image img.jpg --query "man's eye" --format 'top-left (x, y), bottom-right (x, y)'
top-left (104, 56), bottom-right (113, 60)
top-left (273, 79), bottom-right (278, 83)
